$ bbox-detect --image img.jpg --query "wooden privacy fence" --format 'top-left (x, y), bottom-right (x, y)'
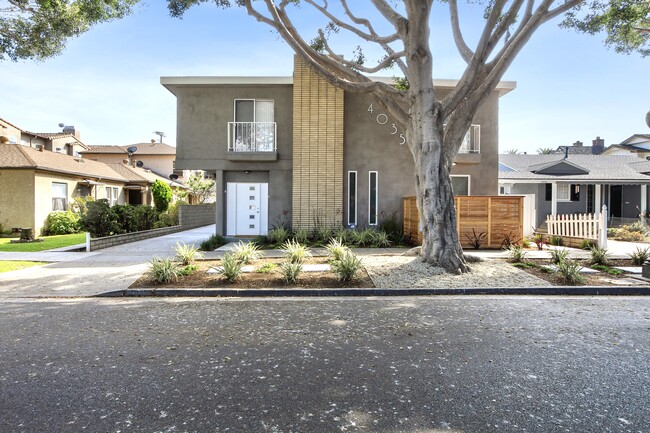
top-left (546, 205), bottom-right (608, 248)
top-left (403, 196), bottom-right (524, 249)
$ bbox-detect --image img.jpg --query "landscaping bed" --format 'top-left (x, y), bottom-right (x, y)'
top-left (131, 257), bottom-right (374, 289)
top-left (510, 258), bottom-right (645, 286)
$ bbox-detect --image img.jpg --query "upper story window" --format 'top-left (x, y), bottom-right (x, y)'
top-left (228, 99), bottom-right (276, 152)
top-left (458, 125), bottom-right (480, 154)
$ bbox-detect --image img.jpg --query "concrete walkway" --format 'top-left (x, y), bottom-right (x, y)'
top-left (0, 225), bottom-right (216, 298)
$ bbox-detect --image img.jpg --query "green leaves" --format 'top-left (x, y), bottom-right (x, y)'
top-left (1, 0), bottom-right (138, 61)
top-left (561, 0), bottom-right (650, 57)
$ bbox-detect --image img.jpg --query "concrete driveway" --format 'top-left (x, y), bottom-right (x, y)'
top-left (0, 225), bottom-right (216, 298)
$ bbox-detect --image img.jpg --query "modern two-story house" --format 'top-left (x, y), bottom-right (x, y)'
top-left (162, 56), bottom-right (515, 237)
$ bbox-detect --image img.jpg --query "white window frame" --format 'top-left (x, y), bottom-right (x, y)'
top-left (347, 171), bottom-right (357, 227)
top-left (106, 186), bottom-right (119, 206)
top-left (230, 99), bottom-right (276, 152)
top-left (450, 175), bottom-right (471, 196)
top-left (52, 182), bottom-right (68, 211)
top-left (557, 183), bottom-right (571, 202)
top-left (368, 171), bottom-right (378, 226)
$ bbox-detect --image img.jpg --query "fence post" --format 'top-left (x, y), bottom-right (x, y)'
top-left (598, 205), bottom-right (608, 249)
top-left (86, 232), bottom-right (91, 252)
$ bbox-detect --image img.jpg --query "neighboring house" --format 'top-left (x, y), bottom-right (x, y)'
top-left (551, 137), bottom-right (606, 155)
top-left (499, 154), bottom-right (650, 227)
top-left (0, 117), bottom-right (89, 156)
top-left (162, 56), bottom-right (516, 237)
top-left (0, 143), bottom-right (186, 235)
top-left (600, 134), bottom-right (650, 158)
top-left (81, 140), bottom-right (190, 181)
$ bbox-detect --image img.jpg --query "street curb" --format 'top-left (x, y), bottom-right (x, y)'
top-left (97, 286), bottom-right (650, 298)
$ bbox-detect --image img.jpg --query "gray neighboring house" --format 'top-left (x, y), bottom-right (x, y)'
top-left (499, 154), bottom-right (650, 227)
top-left (162, 56), bottom-right (515, 237)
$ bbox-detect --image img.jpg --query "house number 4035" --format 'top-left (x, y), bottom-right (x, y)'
top-left (368, 104), bottom-right (406, 145)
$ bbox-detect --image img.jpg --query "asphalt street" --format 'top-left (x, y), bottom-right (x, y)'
top-left (0, 296), bottom-right (648, 433)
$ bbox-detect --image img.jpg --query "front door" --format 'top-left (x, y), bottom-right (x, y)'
top-left (610, 185), bottom-right (622, 218)
top-left (226, 182), bottom-right (268, 236)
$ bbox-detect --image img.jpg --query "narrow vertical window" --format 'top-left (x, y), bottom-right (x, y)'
top-left (52, 182), bottom-right (67, 211)
top-left (369, 171), bottom-right (378, 226)
top-left (348, 171), bottom-right (357, 226)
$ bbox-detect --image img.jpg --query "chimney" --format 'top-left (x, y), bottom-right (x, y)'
top-left (573, 140), bottom-right (583, 147)
top-left (62, 125), bottom-right (80, 139)
top-left (592, 136), bottom-right (605, 154)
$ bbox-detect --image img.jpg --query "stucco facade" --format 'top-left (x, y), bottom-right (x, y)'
top-left (163, 58), bottom-right (514, 236)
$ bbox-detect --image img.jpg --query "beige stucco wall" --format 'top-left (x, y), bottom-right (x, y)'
top-left (0, 169), bottom-right (36, 231)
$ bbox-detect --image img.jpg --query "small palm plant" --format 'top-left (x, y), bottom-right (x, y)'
top-left (280, 261), bottom-right (302, 284)
top-left (325, 238), bottom-right (350, 262)
top-left (174, 241), bottom-right (203, 266)
top-left (589, 245), bottom-right (610, 266)
top-left (331, 251), bottom-right (363, 282)
top-left (550, 248), bottom-right (571, 265)
top-left (148, 257), bottom-right (180, 284)
top-left (280, 239), bottom-right (312, 264)
top-left (629, 246), bottom-right (650, 266)
top-left (231, 241), bottom-right (263, 264)
top-left (218, 252), bottom-right (243, 283)
top-left (508, 245), bottom-right (527, 263)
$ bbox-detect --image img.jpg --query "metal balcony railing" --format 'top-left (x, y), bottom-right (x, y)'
top-left (228, 122), bottom-right (277, 152)
top-left (458, 124), bottom-right (481, 154)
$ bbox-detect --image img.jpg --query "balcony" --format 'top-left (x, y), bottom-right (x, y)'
top-left (458, 124), bottom-right (480, 154)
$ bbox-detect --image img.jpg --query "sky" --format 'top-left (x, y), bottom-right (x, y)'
top-left (0, 2), bottom-right (648, 155)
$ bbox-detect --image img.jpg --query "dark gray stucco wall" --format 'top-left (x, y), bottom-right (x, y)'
top-left (622, 185), bottom-right (642, 218)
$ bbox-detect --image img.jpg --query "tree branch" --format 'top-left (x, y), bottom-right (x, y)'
top-left (448, 0), bottom-right (474, 63)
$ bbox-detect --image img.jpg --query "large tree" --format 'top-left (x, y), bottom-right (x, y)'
top-left (3, 0), bottom-right (648, 272)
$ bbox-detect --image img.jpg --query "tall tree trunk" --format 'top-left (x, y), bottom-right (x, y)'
top-left (408, 112), bottom-right (469, 274)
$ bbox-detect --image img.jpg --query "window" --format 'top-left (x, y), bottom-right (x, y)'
top-left (348, 171), bottom-right (357, 226)
top-left (557, 184), bottom-right (570, 201)
top-left (106, 187), bottom-right (119, 206)
top-left (52, 183), bottom-right (67, 211)
top-left (230, 99), bottom-right (276, 151)
top-left (546, 183), bottom-right (579, 202)
top-left (369, 171), bottom-right (378, 226)
top-left (499, 185), bottom-right (511, 195)
top-left (458, 125), bottom-right (480, 154)
top-left (451, 176), bottom-right (470, 196)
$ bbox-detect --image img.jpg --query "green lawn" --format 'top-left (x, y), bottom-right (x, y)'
top-left (0, 233), bottom-right (86, 252)
top-left (0, 261), bottom-right (47, 273)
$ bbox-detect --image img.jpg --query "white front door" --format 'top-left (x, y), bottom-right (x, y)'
top-left (226, 182), bottom-right (268, 236)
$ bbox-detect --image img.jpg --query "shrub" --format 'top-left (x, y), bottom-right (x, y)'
top-left (629, 246), bottom-right (650, 265)
top-left (508, 245), bottom-right (527, 263)
top-left (166, 200), bottom-right (186, 226)
top-left (371, 230), bottom-right (392, 247)
top-left (325, 238), bottom-right (350, 262)
top-left (71, 196), bottom-right (95, 217)
top-left (607, 228), bottom-right (618, 238)
top-left (280, 239), bottom-right (312, 264)
top-left (292, 228), bottom-right (310, 244)
top-left (174, 241), bottom-right (203, 266)
top-left (350, 228), bottom-right (375, 247)
top-left (200, 234), bottom-right (227, 251)
top-left (579, 239), bottom-right (596, 250)
top-left (231, 241), bottom-right (263, 264)
top-left (332, 228), bottom-right (351, 244)
top-left (548, 235), bottom-right (563, 246)
top-left (331, 251), bottom-right (363, 282)
top-left (589, 246), bottom-right (610, 266)
top-left (500, 231), bottom-right (521, 249)
top-left (614, 229), bottom-right (646, 242)
top-left (620, 221), bottom-right (649, 235)
top-left (312, 226), bottom-right (333, 244)
top-left (268, 226), bottom-right (291, 245)
top-left (465, 228), bottom-right (487, 250)
top-left (177, 264), bottom-right (198, 276)
top-left (80, 199), bottom-right (120, 238)
top-left (280, 261), bottom-right (302, 284)
top-left (532, 234), bottom-right (545, 250)
top-left (556, 259), bottom-right (586, 285)
top-left (151, 180), bottom-right (173, 213)
top-left (148, 257), bottom-right (180, 284)
top-left (378, 211), bottom-right (402, 243)
top-left (43, 211), bottom-right (80, 235)
top-left (218, 253), bottom-right (243, 283)
top-left (550, 248), bottom-right (571, 265)
top-left (520, 237), bottom-right (532, 249)
top-left (258, 262), bottom-right (277, 273)
top-left (607, 268), bottom-right (624, 276)
top-left (591, 264), bottom-right (609, 272)
top-left (132, 205), bottom-right (157, 232)
top-left (112, 204), bottom-right (137, 233)
top-left (154, 212), bottom-right (175, 229)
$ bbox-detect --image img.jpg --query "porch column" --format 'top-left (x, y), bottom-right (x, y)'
top-left (595, 184), bottom-right (602, 214)
top-left (215, 170), bottom-right (224, 236)
top-left (551, 182), bottom-right (558, 216)
top-left (641, 185), bottom-right (647, 215)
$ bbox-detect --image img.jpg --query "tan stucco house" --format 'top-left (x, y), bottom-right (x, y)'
top-left (0, 117), bottom-right (89, 157)
top-left (0, 143), bottom-right (186, 235)
top-left (81, 141), bottom-right (190, 181)
top-left (162, 56), bottom-right (515, 237)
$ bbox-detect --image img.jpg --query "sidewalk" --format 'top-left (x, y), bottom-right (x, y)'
top-left (0, 225), bottom-right (216, 298)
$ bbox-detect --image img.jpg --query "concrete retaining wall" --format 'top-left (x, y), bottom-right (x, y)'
top-left (179, 204), bottom-right (216, 228)
top-left (88, 226), bottom-right (184, 251)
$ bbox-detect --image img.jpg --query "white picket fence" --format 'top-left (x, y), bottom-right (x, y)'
top-left (546, 205), bottom-right (608, 248)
